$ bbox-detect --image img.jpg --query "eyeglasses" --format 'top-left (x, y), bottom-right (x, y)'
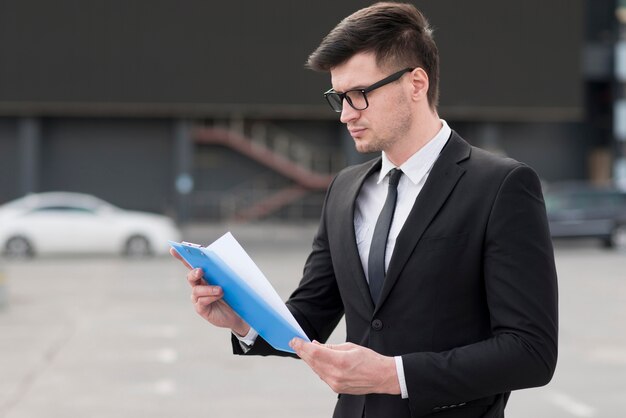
top-left (323, 68), bottom-right (414, 113)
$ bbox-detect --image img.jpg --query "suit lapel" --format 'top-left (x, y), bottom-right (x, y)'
top-left (338, 158), bottom-right (382, 313)
top-left (374, 132), bottom-right (471, 312)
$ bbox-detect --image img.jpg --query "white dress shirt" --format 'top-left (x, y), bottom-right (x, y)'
top-left (237, 120), bottom-right (452, 399)
top-left (354, 120), bottom-right (451, 283)
top-left (354, 120), bottom-right (451, 399)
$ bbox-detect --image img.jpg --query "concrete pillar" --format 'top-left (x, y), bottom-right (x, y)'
top-left (478, 123), bottom-right (506, 157)
top-left (614, 1), bottom-right (626, 190)
top-left (18, 117), bottom-right (41, 195)
top-left (173, 120), bottom-right (194, 223)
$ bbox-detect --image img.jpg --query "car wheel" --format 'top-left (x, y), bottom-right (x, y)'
top-left (4, 236), bottom-right (35, 258)
top-left (124, 235), bottom-right (152, 257)
top-left (609, 225), bottom-right (626, 249)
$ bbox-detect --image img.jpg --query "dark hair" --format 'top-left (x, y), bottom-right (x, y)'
top-left (307, 2), bottom-right (440, 109)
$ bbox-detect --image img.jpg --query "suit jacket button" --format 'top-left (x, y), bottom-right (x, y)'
top-left (371, 319), bottom-right (383, 330)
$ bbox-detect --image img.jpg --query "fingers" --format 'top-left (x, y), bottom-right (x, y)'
top-left (187, 268), bottom-right (223, 313)
top-left (291, 339), bottom-right (332, 364)
top-left (187, 268), bottom-right (206, 287)
top-left (170, 248), bottom-right (192, 269)
top-left (169, 247), bottom-right (181, 259)
top-left (290, 339), bottom-right (322, 378)
top-left (190, 284), bottom-right (223, 304)
top-left (290, 339), bottom-right (349, 393)
top-left (290, 338), bottom-right (309, 358)
top-left (289, 340), bottom-right (392, 395)
top-left (190, 285), bottom-right (224, 320)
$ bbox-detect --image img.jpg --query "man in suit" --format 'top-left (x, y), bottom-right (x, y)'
top-left (174, 3), bottom-right (558, 417)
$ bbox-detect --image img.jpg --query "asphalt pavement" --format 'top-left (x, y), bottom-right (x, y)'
top-left (0, 223), bottom-right (625, 418)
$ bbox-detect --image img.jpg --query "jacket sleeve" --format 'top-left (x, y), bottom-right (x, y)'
top-left (402, 164), bottom-right (558, 416)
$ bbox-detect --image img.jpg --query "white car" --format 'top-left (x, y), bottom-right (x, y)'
top-left (0, 192), bottom-right (181, 257)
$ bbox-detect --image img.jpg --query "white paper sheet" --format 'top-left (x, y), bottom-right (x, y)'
top-left (206, 232), bottom-right (308, 339)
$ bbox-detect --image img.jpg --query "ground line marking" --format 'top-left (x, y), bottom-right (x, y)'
top-left (545, 391), bottom-right (596, 417)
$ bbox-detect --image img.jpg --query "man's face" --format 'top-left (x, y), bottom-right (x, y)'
top-left (329, 52), bottom-right (413, 154)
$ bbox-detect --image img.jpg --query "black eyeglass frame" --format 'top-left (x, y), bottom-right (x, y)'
top-left (323, 68), bottom-right (415, 113)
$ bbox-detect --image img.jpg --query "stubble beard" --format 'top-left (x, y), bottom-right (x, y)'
top-left (353, 104), bottom-right (414, 154)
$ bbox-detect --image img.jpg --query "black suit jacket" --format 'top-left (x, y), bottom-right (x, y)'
top-left (233, 132), bottom-right (558, 418)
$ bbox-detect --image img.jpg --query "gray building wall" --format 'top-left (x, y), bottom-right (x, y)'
top-left (453, 121), bottom-right (595, 182)
top-left (38, 118), bottom-right (175, 214)
top-left (0, 117), bottom-right (602, 221)
top-left (0, 1), bottom-right (599, 221)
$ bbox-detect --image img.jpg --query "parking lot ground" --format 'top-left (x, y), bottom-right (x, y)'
top-left (1, 224), bottom-right (625, 418)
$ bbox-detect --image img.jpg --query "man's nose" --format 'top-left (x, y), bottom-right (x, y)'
top-left (340, 101), bottom-right (360, 123)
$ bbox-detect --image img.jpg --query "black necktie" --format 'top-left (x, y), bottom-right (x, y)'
top-left (368, 168), bottom-right (403, 305)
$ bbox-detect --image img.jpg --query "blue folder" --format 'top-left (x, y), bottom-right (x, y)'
top-left (169, 241), bottom-right (309, 353)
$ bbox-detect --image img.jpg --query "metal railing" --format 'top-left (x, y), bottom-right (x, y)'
top-left (190, 120), bottom-right (341, 221)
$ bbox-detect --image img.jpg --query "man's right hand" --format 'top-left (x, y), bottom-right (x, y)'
top-left (170, 248), bottom-right (251, 337)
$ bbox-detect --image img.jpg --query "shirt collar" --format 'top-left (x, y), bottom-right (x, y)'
top-left (378, 119), bottom-right (452, 185)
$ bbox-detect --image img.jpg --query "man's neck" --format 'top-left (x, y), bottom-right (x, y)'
top-left (385, 112), bottom-right (443, 166)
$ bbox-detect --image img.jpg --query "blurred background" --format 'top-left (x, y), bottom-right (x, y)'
top-left (0, 0), bottom-right (608, 223)
top-left (1, 0), bottom-right (625, 417)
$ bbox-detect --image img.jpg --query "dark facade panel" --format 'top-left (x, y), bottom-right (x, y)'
top-left (39, 118), bottom-right (174, 213)
top-left (421, 0), bottom-right (583, 112)
top-left (0, 0), bottom-right (583, 119)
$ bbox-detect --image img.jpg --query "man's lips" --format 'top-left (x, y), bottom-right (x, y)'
top-left (348, 127), bottom-right (367, 137)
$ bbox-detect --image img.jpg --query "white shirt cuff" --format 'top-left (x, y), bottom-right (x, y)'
top-left (394, 356), bottom-right (409, 399)
top-left (234, 328), bottom-right (258, 352)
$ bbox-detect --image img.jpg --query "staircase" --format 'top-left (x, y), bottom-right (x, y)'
top-left (192, 124), bottom-right (338, 221)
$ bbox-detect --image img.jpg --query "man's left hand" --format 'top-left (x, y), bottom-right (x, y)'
top-left (289, 338), bottom-right (401, 395)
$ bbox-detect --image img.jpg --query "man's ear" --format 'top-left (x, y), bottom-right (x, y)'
top-left (409, 68), bottom-right (429, 103)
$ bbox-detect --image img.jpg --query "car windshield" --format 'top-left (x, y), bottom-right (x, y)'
top-left (28, 205), bottom-right (98, 215)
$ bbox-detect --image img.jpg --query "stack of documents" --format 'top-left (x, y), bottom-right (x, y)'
top-left (169, 232), bottom-right (310, 353)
